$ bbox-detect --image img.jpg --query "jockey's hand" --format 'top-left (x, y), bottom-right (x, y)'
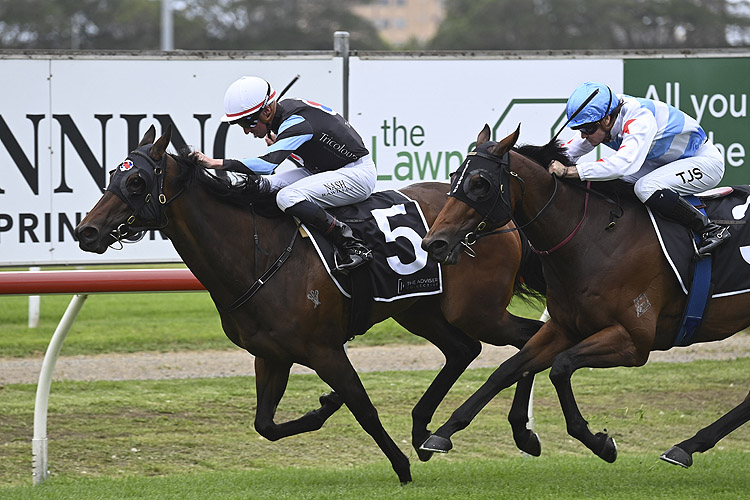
top-left (265, 131), bottom-right (277, 146)
top-left (548, 160), bottom-right (576, 178)
top-left (190, 151), bottom-right (223, 170)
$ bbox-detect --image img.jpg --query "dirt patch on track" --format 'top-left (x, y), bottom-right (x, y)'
top-left (2, 333), bottom-right (750, 385)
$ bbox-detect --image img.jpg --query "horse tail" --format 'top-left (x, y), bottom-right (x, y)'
top-left (514, 234), bottom-right (546, 299)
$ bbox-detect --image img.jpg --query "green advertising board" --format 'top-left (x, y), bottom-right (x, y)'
top-left (624, 58), bottom-right (750, 186)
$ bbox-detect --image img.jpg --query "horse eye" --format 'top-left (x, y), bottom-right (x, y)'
top-left (126, 174), bottom-right (146, 196)
top-left (466, 174), bottom-right (492, 201)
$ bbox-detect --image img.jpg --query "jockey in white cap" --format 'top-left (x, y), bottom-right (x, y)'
top-left (192, 76), bottom-right (376, 273)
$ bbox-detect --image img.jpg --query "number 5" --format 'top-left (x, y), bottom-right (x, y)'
top-left (371, 204), bottom-right (429, 275)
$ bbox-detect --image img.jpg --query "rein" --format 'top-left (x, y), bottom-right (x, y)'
top-left (220, 222), bottom-right (299, 314)
top-left (529, 183), bottom-right (590, 255)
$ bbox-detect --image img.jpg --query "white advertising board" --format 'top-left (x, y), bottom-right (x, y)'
top-left (1, 53), bottom-right (623, 267)
top-left (0, 56), bottom-right (342, 266)
top-left (349, 57), bottom-right (623, 192)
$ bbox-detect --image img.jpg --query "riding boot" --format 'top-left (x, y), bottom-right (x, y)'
top-left (645, 189), bottom-right (730, 255)
top-left (285, 200), bottom-right (373, 273)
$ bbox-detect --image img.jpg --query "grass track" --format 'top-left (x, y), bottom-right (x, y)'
top-left (2, 360), bottom-right (749, 497)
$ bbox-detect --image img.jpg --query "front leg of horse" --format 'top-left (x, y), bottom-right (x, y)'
top-left (420, 353), bottom-right (529, 454)
top-left (661, 391), bottom-right (750, 468)
top-left (409, 338), bottom-right (480, 462)
top-left (421, 325), bottom-right (567, 455)
top-left (507, 375), bottom-right (541, 456)
top-left (314, 351), bottom-right (411, 484)
top-left (254, 358), bottom-right (344, 441)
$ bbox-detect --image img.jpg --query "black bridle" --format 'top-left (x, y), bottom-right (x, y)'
top-left (105, 145), bottom-right (185, 245)
top-left (448, 142), bottom-right (560, 255)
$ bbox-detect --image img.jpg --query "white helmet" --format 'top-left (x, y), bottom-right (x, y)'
top-left (221, 76), bottom-right (277, 123)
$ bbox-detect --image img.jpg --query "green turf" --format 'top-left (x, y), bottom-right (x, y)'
top-left (1, 359), bottom-right (748, 496)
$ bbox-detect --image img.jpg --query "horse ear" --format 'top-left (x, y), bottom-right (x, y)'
top-left (149, 124), bottom-right (172, 161)
top-left (138, 125), bottom-right (157, 147)
top-left (476, 124), bottom-right (491, 147)
top-left (489, 124), bottom-right (520, 156)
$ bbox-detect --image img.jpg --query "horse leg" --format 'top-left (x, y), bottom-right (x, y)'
top-left (661, 390), bottom-right (750, 468)
top-left (548, 325), bottom-right (646, 463)
top-left (253, 357), bottom-right (344, 441)
top-left (312, 348), bottom-right (412, 484)
top-left (507, 376), bottom-right (541, 456)
top-left (421, 323), bottom-right (573, 454)
top-left (393, 305), bottom-right (482, 462)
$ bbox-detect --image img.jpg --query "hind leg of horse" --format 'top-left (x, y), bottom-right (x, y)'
top-left (393, 305), bottom-right (482, 462)
top-left (253, 357), bottom-right (344, 441)
top-left (421, 323), bottom-right (572, 454)
top-left (661, 391), bottom-right (750, 468)
top-left (548, 325), bottom-right (646, 463)
top-left (312, 348), bottom-right (411, 484)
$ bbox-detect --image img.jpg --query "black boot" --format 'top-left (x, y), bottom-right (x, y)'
top-left (645, 189), bottom-right (730, 255)
top-left (285, 200), bottom-right (372, 273)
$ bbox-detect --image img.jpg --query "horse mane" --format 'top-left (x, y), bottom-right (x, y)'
top-left (171, 148), bottom-right (283, 216)
top-left (514, 140), bottom-right (574, 168)
top-left (514, 140), bottom-right (638, 203)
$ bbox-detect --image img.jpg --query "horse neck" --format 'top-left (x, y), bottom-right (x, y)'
top-left (510, 153), bottom-right (580, 253)
top-left (161, 183), bottom-right (291, 306)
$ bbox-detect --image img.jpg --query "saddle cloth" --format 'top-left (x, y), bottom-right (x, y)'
top-left (648, 185), bottom-right (750, 298)
top-left (301, 190), bottom-right (442, 302)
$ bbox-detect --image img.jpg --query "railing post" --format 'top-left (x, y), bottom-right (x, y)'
top-left (333, 31), bottom-right (350, 121)
top-left (32, 294), bottom-right (88, 485)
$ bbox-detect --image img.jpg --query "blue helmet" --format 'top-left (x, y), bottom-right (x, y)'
top-left (566, 82), bottom-right (618, 128)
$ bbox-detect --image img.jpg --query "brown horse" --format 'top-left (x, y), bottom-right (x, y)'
top-left (420, 124), bottom-right (750, 468)
top-left (74, 125), bottom-right (545, 484)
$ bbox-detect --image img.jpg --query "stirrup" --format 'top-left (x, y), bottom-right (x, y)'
top-left (697, 226), bottom-right (730, 256)
top-left (332, 247), bottom-right (372, 274)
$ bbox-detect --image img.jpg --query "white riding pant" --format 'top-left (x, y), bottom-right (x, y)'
top-left (632, 140), bottom-right (725, 202)
top-left (270, 154), bottom-right (377, 211)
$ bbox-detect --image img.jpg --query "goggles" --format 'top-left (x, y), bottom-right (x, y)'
top-left (572, 121), bottom-right (600, 135)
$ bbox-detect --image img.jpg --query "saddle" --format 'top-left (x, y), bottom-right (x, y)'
top-left (648, 186), bottom-right (750, 345)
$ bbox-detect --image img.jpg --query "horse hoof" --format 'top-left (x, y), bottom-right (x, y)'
top-left (420, 434), bottom-right (453, 453)
top-left (412, 430), bottom-right (435, 462)
top-left (660, 446), bottom-right (693, 468)
top-left (594, 432), bottom-right (617, 463)
top-left (517, 431), bottom-right (541, 457)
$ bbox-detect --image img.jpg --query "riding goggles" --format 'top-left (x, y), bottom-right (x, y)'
top-left (231, 113), bottom-right (262, 129)
top-left (572, 121), bottom-right (600, 135)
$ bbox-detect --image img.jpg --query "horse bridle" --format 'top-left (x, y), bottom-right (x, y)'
top-left (105, 145), bottom-right (186, 245)
top-left (449, 145), bottom-right (558, 248)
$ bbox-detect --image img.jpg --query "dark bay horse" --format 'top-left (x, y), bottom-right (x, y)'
top-left (420, 124), bottom-right (750, 468)
top-left (74, 125), bottom-right (545, 484)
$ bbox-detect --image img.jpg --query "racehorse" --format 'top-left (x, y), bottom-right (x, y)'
top-left (74, 124), bottom-right (545, 484)
top-left (420, 124), bottom-right (750, 468)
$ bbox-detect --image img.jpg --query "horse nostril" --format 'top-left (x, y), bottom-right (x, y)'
top-left (76, 226), bottom-right (98, 243)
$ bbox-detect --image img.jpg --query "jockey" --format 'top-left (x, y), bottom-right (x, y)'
top-left (192, 76), bottom-right (375, 273)
top-left (549, 81), bottom-right (730, 255)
